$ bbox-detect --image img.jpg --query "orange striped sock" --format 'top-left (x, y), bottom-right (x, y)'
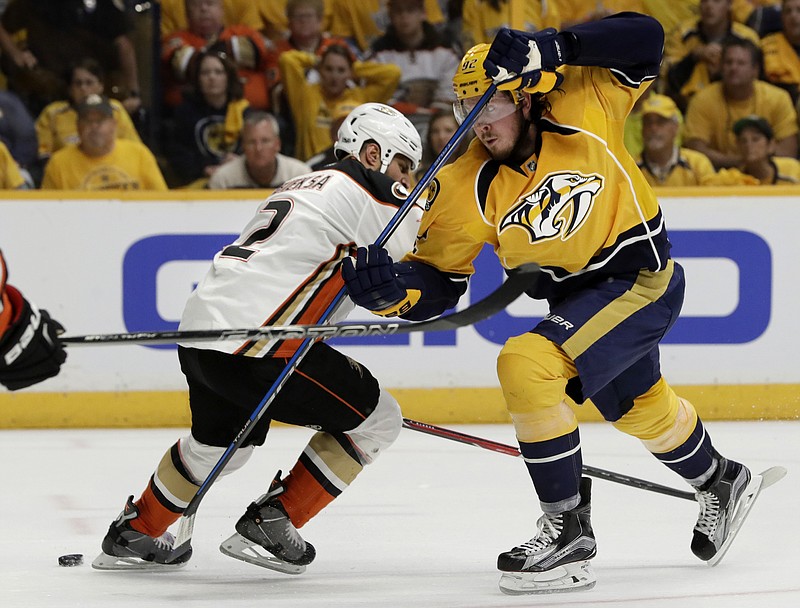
top-left (279, 463), bottom-right (335, 528)
top-left (130, 483), bottom-right (182, 538)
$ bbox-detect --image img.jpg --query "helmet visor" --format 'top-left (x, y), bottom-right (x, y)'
top-left (453, 91), bottom-right (518, 126)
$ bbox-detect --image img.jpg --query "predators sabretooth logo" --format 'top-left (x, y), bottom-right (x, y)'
top-left (499, 171), bottom-right (604, 243)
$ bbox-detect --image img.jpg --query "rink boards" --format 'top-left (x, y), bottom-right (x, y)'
top-left (1, 187), bottom-right (798, 426)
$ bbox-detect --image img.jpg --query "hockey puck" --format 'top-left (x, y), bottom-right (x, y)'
top-left (58, 554), bottom-right (84, 567)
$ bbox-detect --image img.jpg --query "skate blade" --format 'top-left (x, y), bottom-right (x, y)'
top-left (708, 466), bottom-right (786, 567)
top-left (219, 532), bottom-right (306, 575)
top-left (91, 552), bottom-right (188, 572)
top-left (499, 561), bottom-right (596, 595)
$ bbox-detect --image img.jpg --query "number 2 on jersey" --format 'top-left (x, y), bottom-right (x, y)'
top-left (221, 199), bottom-right (293, 261)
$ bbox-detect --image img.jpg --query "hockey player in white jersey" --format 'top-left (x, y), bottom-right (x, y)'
top-left (93, 103), bottom-right (423, 573)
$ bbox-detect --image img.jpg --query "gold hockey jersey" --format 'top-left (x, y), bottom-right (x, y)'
top-left (406, 63), bottom-right (671, 300)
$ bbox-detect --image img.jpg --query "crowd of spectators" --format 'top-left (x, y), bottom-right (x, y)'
top-left (1, 0), bottom-right (799, 191)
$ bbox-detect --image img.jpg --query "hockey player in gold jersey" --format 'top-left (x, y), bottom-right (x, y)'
top-left (344, 12), bottom-right (766, 595)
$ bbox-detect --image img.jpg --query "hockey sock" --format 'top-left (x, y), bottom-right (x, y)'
top-left (130, 482), bottom-right (182, 538)
top-left (279, 432), bottom-right (364, 527)
top-left (279, 461), bottom-right (337, 528)
top-left (651, 417), bottom-right (717, 486)
top-left (128, 441), bottom-right (201, 537)
top-left (518, 428), bottom-right (583, 513)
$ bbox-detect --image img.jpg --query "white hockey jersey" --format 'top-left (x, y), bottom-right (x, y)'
top-left (179, 158), bottom-right (423, 357)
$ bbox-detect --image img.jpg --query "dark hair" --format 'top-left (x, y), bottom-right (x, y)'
top-left (67, 57), bottom-right (105, 85)
top-left (192, 51), bottom-right (244, 101)
top-left (422, 109), bottom-right (461, 161)
top-left (733, 115), bottom-right (774, 139)
top-left (721, 38), bottom-right (763, 67)
top-left (415, 108), bottom-right (470, 179)
top-left (317, 40), bottom-right (356, 66)
top-left (287, 0), bottom-right (324, 19)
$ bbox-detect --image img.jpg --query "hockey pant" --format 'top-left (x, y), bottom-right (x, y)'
top-left (496, 262), bottom-right (719, 514)
top-left (129, 344), bottom-right (402, 538)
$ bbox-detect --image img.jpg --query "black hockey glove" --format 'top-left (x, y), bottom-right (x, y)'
top-left (341, 245), bottom-right (420, 317)
top-left (484, 27), bottom-right (563, 87)
top-left (0, 286), bottom-right (67, 391)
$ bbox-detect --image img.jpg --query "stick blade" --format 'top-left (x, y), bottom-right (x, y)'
top-left (164, 514), bottom-right (195, 564)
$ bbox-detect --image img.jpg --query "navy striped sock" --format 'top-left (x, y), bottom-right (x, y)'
top-left (651, 417), bottom-right (717, 486)
top-left (518, 428), bottom-right (582, 513)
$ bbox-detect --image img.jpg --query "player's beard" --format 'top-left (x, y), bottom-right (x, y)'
top-left (506, 114), bottom-right (537, 165)
top-left (480, 111), bottom-right (536, 163)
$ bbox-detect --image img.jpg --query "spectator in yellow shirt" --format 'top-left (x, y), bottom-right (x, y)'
top-left (729, 114), bottom-right (800, 183)
top-left (278, 41), bottom-right (400, 160)
top-left (159, 0), bottom-right (262, 36)
top-left (684, 38), bottom-right (798, 168)
top-left (460, 0), bottom-right (561, 50)
top-left (258, 0), bottom-right (333, 43)
top-left (557, 0), bottom-right (645, 28)
top-left (41, 95), bottom-right (167, 190)
top-left (35, 58), bottom-right (142, 162)
top-left (762, 0), bottom-right (800, 105)
top-left (664, 0), bottom-right (760, 111)
top-left (329, 0), bottom-right (443, 53)
top-left (637, 94), bottom-right (717, 186)
top-left (0, 140), bottom-right (26, 189)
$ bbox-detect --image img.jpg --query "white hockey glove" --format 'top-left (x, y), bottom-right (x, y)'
top-left (484, 28), bottom-right (564, 89)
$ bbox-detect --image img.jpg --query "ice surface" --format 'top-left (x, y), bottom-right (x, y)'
top-left (0, 421), bottom-right (797, 607)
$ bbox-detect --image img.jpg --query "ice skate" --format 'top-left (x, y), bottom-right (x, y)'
top-left (497, 477), bottom-right (597, 595)
top-left (693, 459), bottom-right (786, 566)
top-left (92, 495), bottom-right (191, 571)
top-left (220, 471), bottom-right (316, 575)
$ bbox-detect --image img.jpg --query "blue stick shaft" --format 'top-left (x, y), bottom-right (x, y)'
top-left (183, 86), bottom-right (498, 517)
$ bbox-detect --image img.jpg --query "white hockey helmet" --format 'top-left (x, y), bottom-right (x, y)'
top-left (334, 103), bottom-right (422, 173)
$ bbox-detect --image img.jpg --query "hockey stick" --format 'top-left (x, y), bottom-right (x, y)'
top-left (165, 83), bottom-right (503, 564)
top-left (402, 419), bottom-right (697, 502)
top-left (60, 266), bottom-right (535, 346)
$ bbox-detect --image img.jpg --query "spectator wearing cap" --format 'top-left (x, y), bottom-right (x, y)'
top-left (723, 115), bottom-right (800, 184)
top-left (41, 94), bottom-right (167, 190)
top-left (684, 38), bottom-right (799, 169)
top-left (208, 111), bottom-right (312, 189)
top-left (278, 41), bottom-right (400, 160)
top-left (636, 94), bottom-right (717, 187)
top-left (35, 59), bottom-right (142, 163)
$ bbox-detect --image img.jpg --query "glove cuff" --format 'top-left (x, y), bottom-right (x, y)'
top-left (372, 289), bottom-right (421, 318)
